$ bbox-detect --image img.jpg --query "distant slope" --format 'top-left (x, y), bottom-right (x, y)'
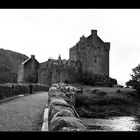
top-left (0, 48), bottom-right (28, 83)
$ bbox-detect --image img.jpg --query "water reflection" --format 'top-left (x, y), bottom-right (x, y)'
top-left (81, 116), bottom-right (140, 131)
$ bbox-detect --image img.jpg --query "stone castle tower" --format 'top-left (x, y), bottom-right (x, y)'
top-left (69, 30), bottom-right (110, 76)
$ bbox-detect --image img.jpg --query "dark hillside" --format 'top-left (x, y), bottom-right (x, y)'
top-left (0, 48), bottom-right (28, 83)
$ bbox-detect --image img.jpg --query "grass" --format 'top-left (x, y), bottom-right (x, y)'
top-left (75, 85), bottom-right (140, 118)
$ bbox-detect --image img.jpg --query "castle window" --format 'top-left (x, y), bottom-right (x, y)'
top-left (95, 56), bottom-right (97, 63)
top-left (95, 59), bottom-right (97, 63)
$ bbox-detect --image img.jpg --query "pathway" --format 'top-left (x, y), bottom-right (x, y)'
top-left (0, 92), bottom-right (48, 131)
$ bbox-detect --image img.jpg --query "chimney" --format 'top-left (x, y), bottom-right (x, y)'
top-left (31, 55), bottom-right (35, 59)
top-left (80, 35), bottom-right (85, 41)
top-left (91, 30), bottom-right (97, 36)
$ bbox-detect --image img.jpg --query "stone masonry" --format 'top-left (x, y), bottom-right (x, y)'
top-left (18, 55), bottom-right (39, 83)
top-left (69, 30), bottom-right (110, 76)
top-left (38, 56), bottom-right (82, 86)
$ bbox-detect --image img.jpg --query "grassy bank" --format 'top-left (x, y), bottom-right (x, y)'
top-left (75, 86), bottom-right (140, 118)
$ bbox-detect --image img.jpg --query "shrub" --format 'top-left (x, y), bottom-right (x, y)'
top-left (75, 94), bottom-right (92, 107)
top-left (116, 89), bottom-right (121, 93)
top-left (64, 80), bottom-right (71, 84)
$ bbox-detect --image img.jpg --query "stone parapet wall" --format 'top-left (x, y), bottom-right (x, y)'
top-left (42, 83), bottom-right (87, 132)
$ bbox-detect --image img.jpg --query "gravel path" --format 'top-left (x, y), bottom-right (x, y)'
top-left (0, 92), bottom-right (48, 131)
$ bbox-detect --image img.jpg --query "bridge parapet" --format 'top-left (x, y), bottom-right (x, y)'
top-left (42, 83), bottom-right (87, 131)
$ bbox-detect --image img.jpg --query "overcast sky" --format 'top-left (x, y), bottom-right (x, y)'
top-left (0, 9), bottom-right (140, 86)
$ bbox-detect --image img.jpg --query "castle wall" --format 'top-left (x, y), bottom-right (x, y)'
top-left (69, 46), bottom-right (78, 61)
top-left (17, 65), bottom-right (24, 83)
top-left (38, 67), bottom-right (52, 86)
top-left (38, 60), bottom-right (82, 86)
top-left (38, 61), bottom-right (53, 86)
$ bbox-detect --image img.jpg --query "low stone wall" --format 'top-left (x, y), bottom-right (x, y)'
top-left (42, 83), bottom-right (87, 132)
top-left (0, 83), bottom-right (49, 100)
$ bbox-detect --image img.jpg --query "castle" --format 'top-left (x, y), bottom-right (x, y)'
top-left (18, 30), bottom-right (113, 86)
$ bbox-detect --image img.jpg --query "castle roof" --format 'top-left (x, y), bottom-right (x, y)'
top-left (86, 34), bottom-right (104, 43)
top-left (21, 55), bottom-right (39, 65)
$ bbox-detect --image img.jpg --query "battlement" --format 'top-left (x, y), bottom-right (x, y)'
top-left (40, 58), bottom-right (80, 70)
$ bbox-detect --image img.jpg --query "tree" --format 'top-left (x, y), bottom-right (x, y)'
top-left (131, 64), bottom-right (140, 82)
top-left (126, 63), bottom-right (140, 91)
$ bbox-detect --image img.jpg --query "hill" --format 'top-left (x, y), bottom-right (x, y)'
top-left (0, 48), bottom-right (28, 83)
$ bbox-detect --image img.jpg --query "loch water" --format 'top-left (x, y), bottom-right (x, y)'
top-left (81, 116), bottom-right (140, 131)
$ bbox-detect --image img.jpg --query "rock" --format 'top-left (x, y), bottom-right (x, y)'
top-left (60, 85), bottom-right (77, 93)
top-left (48, 102), bottom-right (80, 122)
top-left (59, 127), bottom-right (81, 132)
top-left (58, 83), bottom-right (66, 87)
top-left (48, 104), bottom-right (77, 122)
top-left (48, 91), bottom-right (66, 99)
top-left (66, 86), bottom-right (77, 93)
top-left (52, 109), bottom-right (75, 119)
top-left (48, 96), bottom-right (69, 106)
top-left (65, 92), bottom-right (75, 106)
top-left (49, 87), bottom-right (60, 92)
top-left (48, 93), bottom-right (72, 105)
top-left (51, 83), bottom-right (59, 88)
top-left (50, 116), bottom-right (87, 131)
